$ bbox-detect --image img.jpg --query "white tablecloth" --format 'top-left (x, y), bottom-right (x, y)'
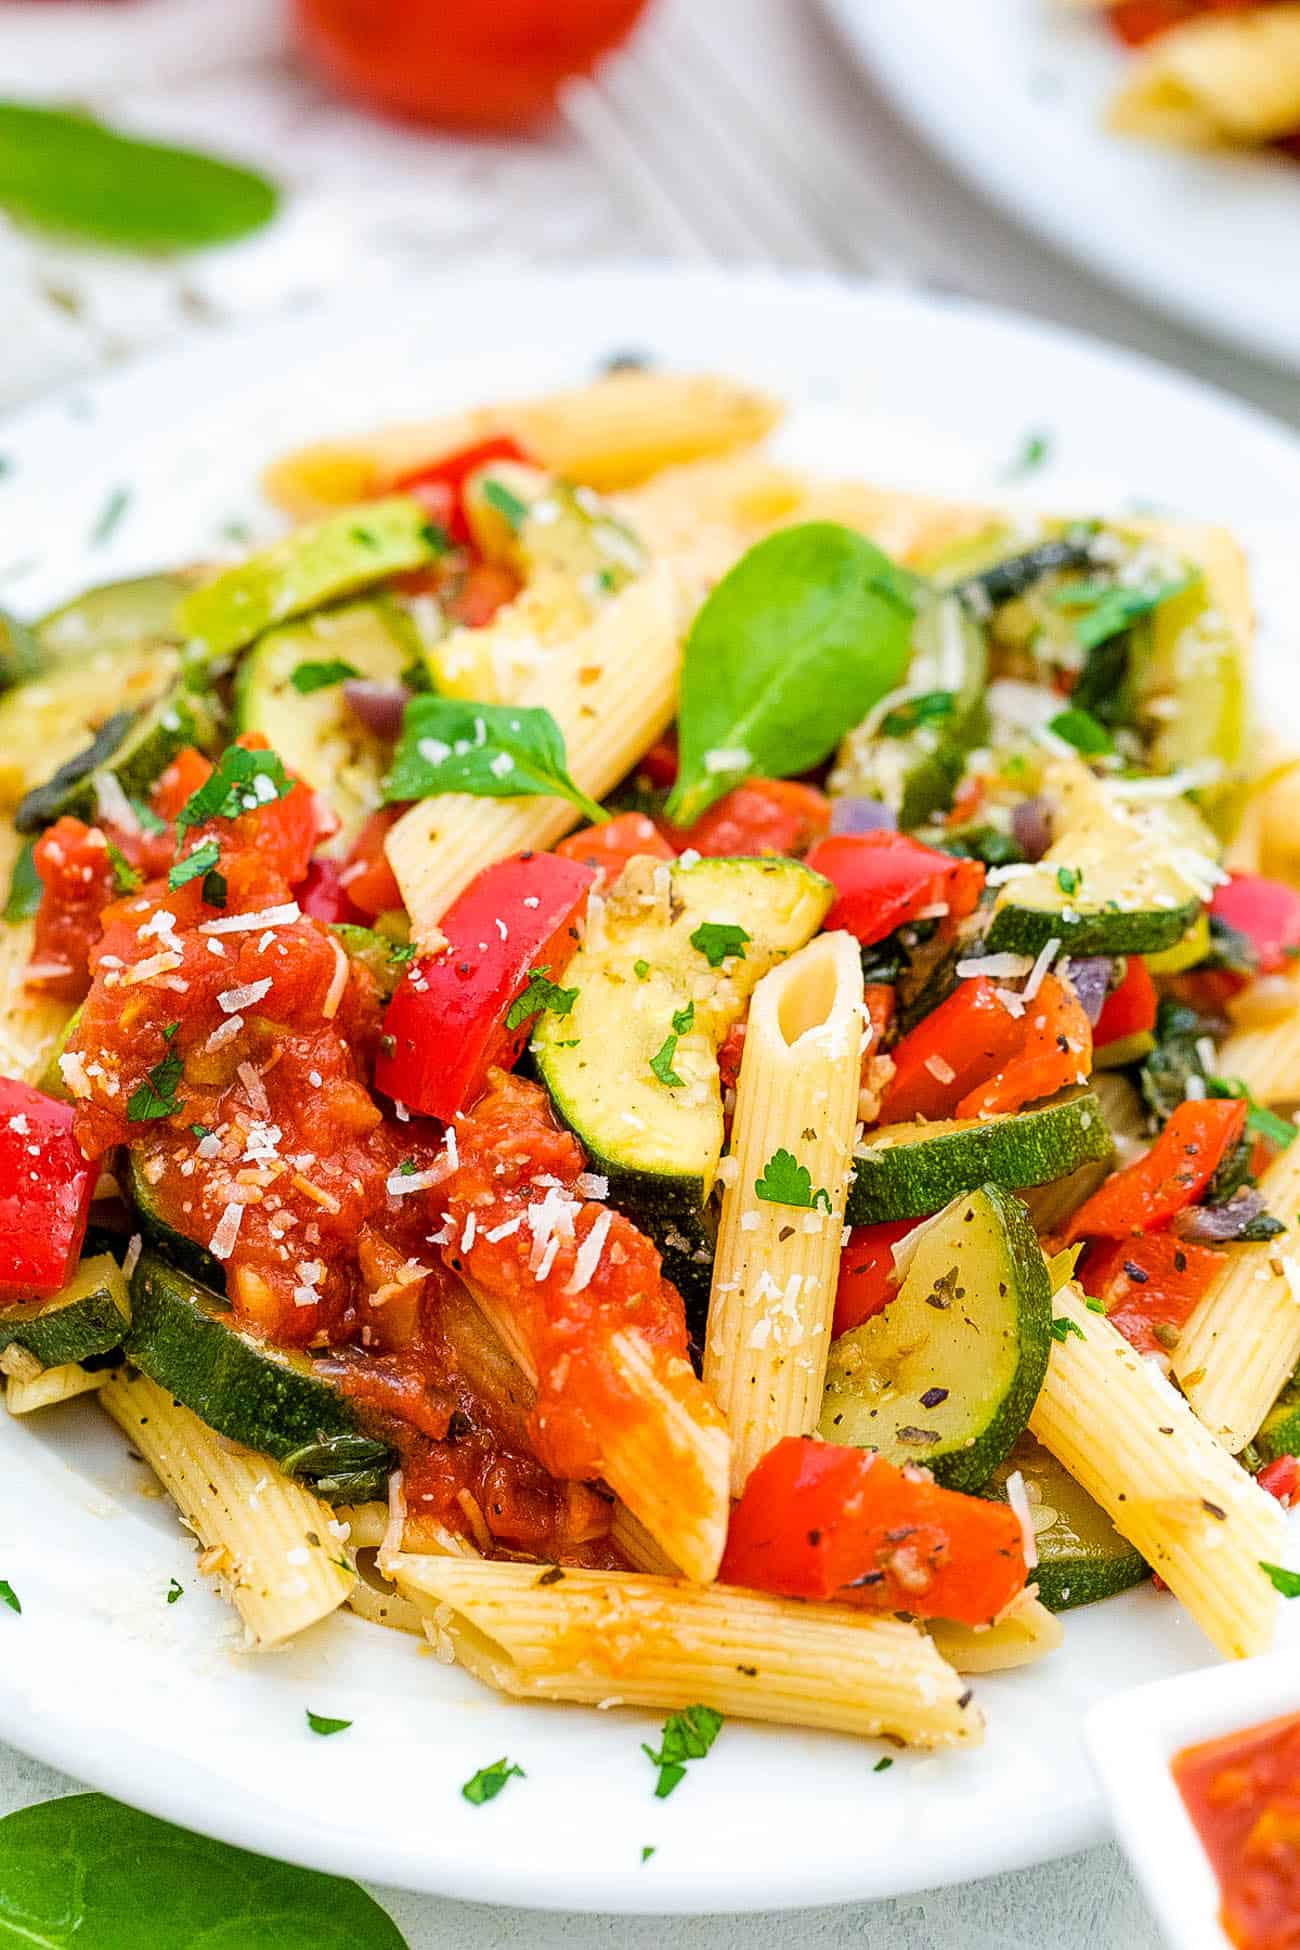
top-left (2, 2), bottom-right (1294, 1941)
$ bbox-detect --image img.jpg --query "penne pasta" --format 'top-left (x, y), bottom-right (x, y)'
top-left (386, 565), bottom-right (680, 945)
top-left (1030, 1282), bottom-right (1284, 1659)
top-left (1173, 1140), bottom-right (1300, 1453)
top-left (99, 1370), bottom-right (354, 1647)
top-left (386, 1556), bottom-right (983, 1749)
top-left (703, 931), bottom-right (864, 1493)
top-left (1217, 979), bottom-right (1300, 1104)
top-left (929, 1592), bottom-right (1065, 1675)
top-left (4, 1360), bottom-right (105, 1415)
top-left (1108, 5), bottom-right (1300, 147)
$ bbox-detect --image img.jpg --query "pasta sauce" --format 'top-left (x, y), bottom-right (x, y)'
top-left (1174, 1711), bottom-right (1300, 1948)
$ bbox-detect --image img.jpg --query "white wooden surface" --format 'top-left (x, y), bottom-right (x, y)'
top-left (2, 0), bottom-right (1293, 1939)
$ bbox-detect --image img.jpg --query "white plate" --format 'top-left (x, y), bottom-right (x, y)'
top-left (822, 0), bottom-right (1300, 371)
top-left (2, 266), bottom-right (1300, 1915)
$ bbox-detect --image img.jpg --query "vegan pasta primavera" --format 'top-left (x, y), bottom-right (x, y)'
top-left (4, 365), bottom-right (1300, 1759)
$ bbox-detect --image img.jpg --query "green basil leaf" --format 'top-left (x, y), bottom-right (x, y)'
top-left (385, 697), bottom-right (607, 823)
top-left (0, 1793), bottom-right (408, 1947)
top-left (665, 522), bottom-right (914, 825)
top-left (0, 104), bottom-right (278, 253)
top-left (3, 839), bottom-right (41, 924)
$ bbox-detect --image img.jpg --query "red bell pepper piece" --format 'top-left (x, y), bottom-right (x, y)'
top-left (1066, 1097), bottom-right (1248, 1242)
top-left (1259, 1455), bottom-right (1300, 1508)
top-left (1079, 1233), bottom-right (1224, 1357)
top-left (668, 779), bottom-right (830, 860)
top-left (374, 852), bottom-right (595, 1120)
top-left (719, 1437), bottom-right (1027, 1627)
top-left (555, 810), bottom-right (675, 889)
top-left (1211, 873), bottom-right (1300, 975)
top-left (339, 809), bottom-right (405, 919)
top-left (639, 735), bottom-right (678, 789)
top-left (0, 1079), bottom-right (96, 1299)
top-left (297, 858), bottom-right (361, 925)
top-left (957, 974), bottom-right (1092, 1119)
top-left (832, 1219), bottom-right (916, 1336)
top-left (879, 977), bottom-right (1022, 1122)
top-left (803, 832), bottom-right (984, 949)
top-left (1094, 955), bottom-right (1158, 1049)
top-left (395, 435), bottom-right (532, 545)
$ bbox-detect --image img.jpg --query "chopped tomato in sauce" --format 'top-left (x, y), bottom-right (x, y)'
top-left (1174, 1710), bottom-right (1300, 1950)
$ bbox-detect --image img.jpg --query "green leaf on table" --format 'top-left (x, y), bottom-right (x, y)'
top-left (0, 1792), bottom-right (408, 1947)
top-left (461, 1758), bottom-right (525, 1806)
top-left (3, 839), bottom-right (41, 924)
top-left (641, 1704), bottom-right (723, 1799)
top-left (0, 1580), bottom-right (19, 1615)
top-left (385, 697), bottom-right (608, 824)
top-left (0, 103), bottom-right (278, 254)
top-left (306, 1710), bottom-right (352, 1737)
top-left (1001, 430), bottom-right (1053, 481)
top-left (1260, 1561), bottom-right (1300, 1598)
top-left (664, 522), bottom-right (914, 826)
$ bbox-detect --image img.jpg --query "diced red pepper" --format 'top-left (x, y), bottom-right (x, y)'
top-left (639, 735), bottom-right (678, 789)
top-left (863, 982), bottom-right (895, 1047)
top-left (297, 858), bottom-right (361, 925)
top-left (1078, 1233), bottom-right (1224, 1357)
top-left (374, 852), bottom-right (595, 1120)
top-left (1094, 955), bottom-right (1158, 1049)
top-left (879, 978), bottom-right (1022, 1122)
top-left (832, 1220), bottom-right (916, 1336)
top-left (717, 1020), bottom-right (746, 1097)
top-left (1066, 1098), bottom-right (1248, 1242)
top-left (339, 809), bottom-right (405, 920)
top-left (159, 736), bottom-right (320, 887)
top-left (555, 810), bottom-right (675, 890)
top-left (802, 832), bottom-right (984, 949)
top-left (1259, 1455), bottom-right (1300, 1508)
top-left (394, 434), bottom-right (532, 545)
top-left (28, 817), bottom-right (117, 1002)
top-left (957, 974), bottom-right (1093, 1119)
top-left (719, 1437), bottom-right (1027, 1627)
top-left (443, 559), bottom-right (521, 629)
top-left (668, 779), bottom-right (831, 860)
top-left (0, 1079), bottom-right (96, 1299)
top-left (1211, 873), bottom-right (1300, 976)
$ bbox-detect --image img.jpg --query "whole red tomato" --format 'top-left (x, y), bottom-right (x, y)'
top-left (293, 0), bottom-right (652, 132)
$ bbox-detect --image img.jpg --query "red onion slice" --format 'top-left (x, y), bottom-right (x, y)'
top-left (1011, 796), bottom-right (1052, 862)
top-left (1176, 1189), bottom-right (1271, 1243)
top-left (829, 797), bottom-right (897, 835)
top-left (343, 680), bottom-right (411, 740)
top-left (1063, 955), bottom-right (1113, 1026)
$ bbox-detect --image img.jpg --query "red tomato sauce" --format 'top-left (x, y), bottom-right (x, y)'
top-left (1174, 1711), bottom-right (1300, 1949)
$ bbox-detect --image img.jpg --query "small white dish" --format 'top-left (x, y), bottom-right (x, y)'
top-left (1087, 1649), bottom-right (1300, 1949)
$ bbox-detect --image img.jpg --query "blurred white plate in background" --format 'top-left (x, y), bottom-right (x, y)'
top-left (0, 266), bottom-right (1298, 1913)
top-left (823, 0), bottom-right (1300, 371)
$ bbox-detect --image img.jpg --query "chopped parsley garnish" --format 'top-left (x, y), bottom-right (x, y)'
top-left (649, 1032), bottom-right (684, 1089)
top-left (1002, 430), bottom-right (1052, 481)
top-left (873, 1756), bottom-right (894, 1774)
top-left (168, 837), bottom-right (221, 892)
top-left (126, 1049), bottom-right (184, 1123)
top-left (505, 966), bottom-right (579, 1033)
top-left (634, 958), bottom-right (651, 981)
top-left (1206, 1076), bottom-right (1296, 1152)
top-left (90, 484), bottom-right (130, 546)
top-left (166, 1578), bottom-right (184, 1605)
top-left (397, 1158), bottom-right (418, 1177)
top-left (202, 868), bottom-right (227, 909)
top-left (641, 1845), bottom-right (656, 1864)
top-left (290, 658), bottom-right (360, 695)
top-left (1260, 1561), bottom-right (1300, 1598)
top-left (1085, 1296), bottom-right (1106, 1314)
top-left (0, 1579), bottom-right (19, 1615)
top-left (421, 520), bottom-right (452, 556)
top-left (881, 690), bottom-right (955, 738)
top-left (389, 941), bottom-right (418, 964)
top-left (642, 1704), bottom-right (723, 1799)
top-left (754, 1147), bottom-right (831, 1213)
top-left (105, 840), bottom-right (141, 895)
top-left (481, 477), bottom-right (529, 532)
top-left (1049, 1316), bottom-right (1085, 1343)
top-left (129, 795), bottom-right (167, 836)
top-left (305, 1710), bottom-right (352, 1737)
top-left (162, 1021), bottom-right (179, 1042)
top-left (3, 838), bottom-right (41, 923)
top-left (190, 1124), bottom-right (211, 1140)
top-left (1056, 866), bottom-right (1082, 897)
top-left (690, 921), bottom-right (750, 968)
top-left (176, 744), bottom-right (293, 835)
top-left (461, 1757), bottom-right (525, 1805)
top-left (1051, 576), bottom-right (1190, 651)
top-left (1048, 707), bottom-right (1113, 757)
top-left (671, 1000), bottom-right (695, 1036)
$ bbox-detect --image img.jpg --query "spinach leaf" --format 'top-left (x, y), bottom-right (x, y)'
top-left (664, 523), bottom-right (914, 826)
top-left (385, 697), bottom-right (607, 823)
top-left (0, 104), bottom-right (278, 254)
top-left (1140, 998), bottom-right (1211, 1124)
top-left (0, 1793), bottom-right (408, 1947)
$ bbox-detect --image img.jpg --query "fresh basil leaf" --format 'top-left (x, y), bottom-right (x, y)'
top-left (306, 1710), bottom-right (352, 1737)
top-left (0, 1579), bottom-right (18, 1615)
top-left (1052, 576), bottom-right (1191, 651)
top-left (290, 659), bottom-right (361, 695)
top-left (1260, 1560), bottom-right (1300, 1598)
top-left (1048, 707), bottom-right (1113, 756)
top-left (0, 1793), bottom-right (408, 1947)
top-left (126, 1050), bottom-right (184, 1123)
top-left (881, 690), bottom-right (955, 738)
top-left (690, 922), bottom-right (749, 968)
top-left (0, 104), bottom-right (278, 253)
top-left (505, 966), bottom-right (579, 1033)
top-left (665, 522), bottom-right (914, 825)
top-left (462, 1758), bottom-right (525, 1805)
top-left (1207, 1075), bottom-right (1297, 1152)
top-left (176, 744), bottom-right (292, 834)
top-left (385, 697), bottom-right (607, 823)
top-left (169, 839), bottom-right (220, 893)
top-left (3, 838), bottom-right (41, 923)
top-left (166, 1578), bottom-right (183, 1605)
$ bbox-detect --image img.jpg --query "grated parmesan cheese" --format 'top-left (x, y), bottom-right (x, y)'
top-left (217, 977), bottom-right (272, 1015)
top-left (199, 901), bottom-right (300, 936)
top-left (564, 1208), bottom-right (614, 1295)
top-left (1004, 1468), bottom-right (1038, 1571)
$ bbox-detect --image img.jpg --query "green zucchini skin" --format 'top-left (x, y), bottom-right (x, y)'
top-left (1257, 1379), bottom-right (1300, 1465)
top-left (984, 1434), bottom-right (1149, 1611)
top-left (127, 1154), bottom-right (226, 1291)
top-left (846, 1092), bottom-right (1113, 1226)
top-left (985, 898), bottom-right (1200, 959)
top-left (126, 1254), bottom-right (377, 1474)
top-left (35, 570), bottom-right (197, 665)
top-left (14, 684), bottom-right (220, 833)
top-left (0, 1253), bottom-right (130, 1369)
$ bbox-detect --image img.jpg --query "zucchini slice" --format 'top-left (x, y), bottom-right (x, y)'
top-left (126, 1255), bottom-right (387, 1487)
top-left (818, 1182), bottom-right (1052, 1489)
top-left (178, 497), bottom-right (440, 659)
top-left (14, 682), bottom-right (220, 834)
top-left (0, 1252), bottom-right (129, 1370)
top-left (127, 1154), bottom-right (226, 1290)
top-left (36, 570), bottom-right (198, 665)
top-left (331, 922), bottom-right (411, 1000)
top-left (985, 1434), bottom-right (1149, 1611)
top-left (846, 1090), bottom-right (1112, 1225)
top-left (234, 598), bottom-right (413, 846)
top-left (0, 640), bottom-right (182, 814)
top-left (1257, 1375), bottom-right (1300, 1465)
top-left (533, 855), bottom-right (832, 1311)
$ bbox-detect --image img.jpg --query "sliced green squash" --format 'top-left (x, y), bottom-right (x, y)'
top-left (178, 497), bottom-right (440, 659)
top-left (234, 597), bottom-right (413, 846)
top-left (127, 1154), bottom-right (226, 1290)
top-left (818, 1182), bottom-right (1052, 1489)
top-left (126, 1255), bottom-right (390, 1494)
top-left (533, 854), bottom-right (832, 1314)
top-left (0, 1253), bottom-right (129, 1370)
top-left (846, 1090), bottom-right (1112, 1225)
top-left (14, 681), bottom-right (220, 833)
top-left (984, 1433), bottom-right (1149, 1610)
top-left (1257, 1374), bottom-right (1300, 1464)
top-left (36, 569), bottom-right (198, 665)
top-left (0, 639), bottom-right (182, 815)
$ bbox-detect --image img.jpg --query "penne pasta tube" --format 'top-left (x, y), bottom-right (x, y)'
top-left (386, 1556), bottom-right (983, 1749)
top-left (1173, 1139), bottom-right (1300, 1454)
top-left (386, 566), bottom-right (680, 945)
top-left (100, 1369), bottom-right (354, 1647)
top-left (929, 1592), bottom-right (1065, 1675)
top-left (4, 1360), bottom-right (105, 1415)
top-left (0, 825), bottom-right (71, 1084)
top-left (703, 931), bottom-right (864, 1493)
top-left (1217, 983), bottom-right (1300, 1105)
top-left (1108, 5), bottom-right (1300, 147)
top-left (1030, 1283), bottom-right (1284, 1659)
